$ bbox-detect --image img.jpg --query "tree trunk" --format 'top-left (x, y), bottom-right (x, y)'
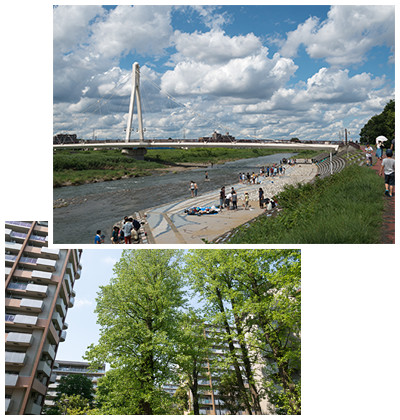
top-left (215, 287), bottom-right (253, 415)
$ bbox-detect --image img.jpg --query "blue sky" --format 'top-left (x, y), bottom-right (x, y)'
top-left (53, 4), bottom-right (395, 142)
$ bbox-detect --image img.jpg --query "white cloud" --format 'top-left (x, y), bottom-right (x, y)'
top-left (74, 298), bottom-right (93, 308)
top-left (102, 256), bottom-right (119, 266)
top-left (90, 5), bottom-right (173, 58)
top-left (280, 5), bottom-right (395, 66)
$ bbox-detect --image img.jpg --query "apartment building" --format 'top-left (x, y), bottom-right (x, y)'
top-left (5, 221), bottom-right (82, 415)
top-left (44, 360), bottom-right (106, 408)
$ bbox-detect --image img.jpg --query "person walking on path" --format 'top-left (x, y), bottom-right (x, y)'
top-left (365, 144), bottom-right (373, 166)
top-left (231, 190), bottom-right (238, 210)
top-left (244, 192), bottom-right (250, 209)
top-left (375, 136), bottom-right (386, 163)
top-left (379, 149), bottom-right (395, 197)
top-left (219, 186), bottom-right (225, 210)
top-left (258, 187), bottom-right (264, 208)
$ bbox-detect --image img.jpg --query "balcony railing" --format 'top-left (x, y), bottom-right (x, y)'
top-left (6, 221), bottom-right (32, 228)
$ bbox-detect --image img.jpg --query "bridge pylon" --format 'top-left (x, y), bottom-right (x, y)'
top-left (122, 62), bottom-right (147, 159)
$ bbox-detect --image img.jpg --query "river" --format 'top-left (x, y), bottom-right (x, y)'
top-left (53, 153), bottom-right (293, 244)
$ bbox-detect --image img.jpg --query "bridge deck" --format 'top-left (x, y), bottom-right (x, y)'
top-left (53, 141), bottom-right (339, 152)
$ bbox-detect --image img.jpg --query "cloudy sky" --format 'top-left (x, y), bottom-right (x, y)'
top-left (53, 4), bottom-right (394, 142)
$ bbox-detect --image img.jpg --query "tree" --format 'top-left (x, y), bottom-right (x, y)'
top-left (56, 374), bottom-right (94, 403)
top-left (216, 370), bottom-right (247, 414)
top-left (359, 100), bottom-right (395, 145)
top-left (185, 250), bottom-right (264, 415)
top-left (175, 310), bottom-right (211, 415)
top-left (42, 374), bottom-right (95, 415)
top-left (84, 250), bottom-right (186, 415)
top-left (185, 249), bottom-right (301, 415)
top-left (234, 249), bottom-right (301, 414)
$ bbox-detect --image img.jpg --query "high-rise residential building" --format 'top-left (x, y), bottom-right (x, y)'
top-left (44, 360), bottom-right (106, 408)
top-left (5, 221), bottom-right (82, 415)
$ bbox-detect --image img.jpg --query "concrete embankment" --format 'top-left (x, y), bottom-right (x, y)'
top-left (117, 163), bottom-right (318, 244)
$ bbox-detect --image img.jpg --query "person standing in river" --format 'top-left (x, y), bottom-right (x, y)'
top-left (190, 181), bottom-right (195, 197)
top-left (205, 171), bottom-right (209, 181)
top-left (194, 182), bottom-right (198, 197)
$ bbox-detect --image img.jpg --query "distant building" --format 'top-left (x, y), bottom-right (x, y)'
top-left (44, 360), bottom-right (106, 408)
top-left (199, 131), bottom-right (235, 142)
top-left (5, 221), bottom-right (82, 415)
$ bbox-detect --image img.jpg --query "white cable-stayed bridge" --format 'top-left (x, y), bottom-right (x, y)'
top-left (53, 63), bottom-right (341, 158)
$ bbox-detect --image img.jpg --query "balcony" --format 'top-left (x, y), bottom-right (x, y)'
top-left (5, 221), bottom-right (32, 232)
top-left (63, 322), bottom-right (69, 330)
top-left (52, 312), bottom-right (63, 331)
top-left (41, 247), bottom-right (60, 260)
top-left (26, 283), bottom-right (48, 297)
top-left (38, 360), bottom-right (52, 377)
top-left (5, 372), bottom-right (19, 387)
top-left (5, 397), bottom-right (12, 413)
top-left (64, 273), bottom-right (72, 294)
top-left (20, 298), bottom-right (44, 313)
top-left (5, 332), bottom-right (33, 346)
top-left (68, 296), bottom-right (75, 308)
top-left (25, 400), bottom-right (42, 415)
top-left (49, 373), bottom-right (57, 383)
top-left (14, 314), bottom-right (38, 327)
top-left (5, 351), bottom-right (27, 366)
top-left (60, 330), bottom-right (67, 342)
top-left (5, 241), bottom-right (22, 253)
top-left (42, 343), bottom-right (56, 360)
top-left (56, 298), bottom-right (67, 317)
top-left (36, 258), bottom-right (57, 272)
top-left (31, 270), bottom-right (53, 282)
top-left (5, 266), bottom-right (11, 277)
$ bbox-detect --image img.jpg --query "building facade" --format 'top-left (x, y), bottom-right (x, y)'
top-left (5, 221), bottom-right (82, 415)
top-left (44, 360), bottom-right (106, 408)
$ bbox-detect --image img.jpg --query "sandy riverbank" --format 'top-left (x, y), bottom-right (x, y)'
top-left (120, 163), bottom-right (318, 244)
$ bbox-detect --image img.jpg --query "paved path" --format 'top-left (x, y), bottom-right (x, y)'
top-left (362, 146), bottom-right (395, 244)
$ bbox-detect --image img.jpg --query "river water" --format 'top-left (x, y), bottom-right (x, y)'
top-left (53, 153), bottom-right (293, 244)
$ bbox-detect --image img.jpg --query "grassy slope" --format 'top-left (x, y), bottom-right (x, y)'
top-left (228, 165), bottom-right (384, 244)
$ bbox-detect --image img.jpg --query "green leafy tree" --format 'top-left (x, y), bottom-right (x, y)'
top-left (42, 393), bottom-right (93, 415)
top-left (235, 249), bottom-right (301, 414)
top-left (56, 374), bottom-right (94, 403)
top-left (185, 249), bottom-right (301, 415)
top-left (84, 250), bottom-right (186, 415)
top-left (185, 250), bottom-right (264, 415)
top-left (216, 370), bottom-right (247, 414)
top-left (42, 374), bottom-right (95, 415)
top-left (359, 99), bottom-right (395, 145)
top-left (175, 310), bottom-right (211, 415)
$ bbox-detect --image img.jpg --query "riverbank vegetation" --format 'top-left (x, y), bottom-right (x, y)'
top-left (228, 165), bottom-right (384, 244)
top-left (53, 147), bottom-right (319, 187)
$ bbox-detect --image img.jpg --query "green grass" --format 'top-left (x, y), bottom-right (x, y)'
top-left (227, 165), bottom-right (385, 244)
top-left (54, 147), bottom-right (323, 187)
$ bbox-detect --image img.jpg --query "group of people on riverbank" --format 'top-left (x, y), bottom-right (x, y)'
top-left (238, 164), bottom-right (286, 185)
top-left (95, 216), bottom-right (143, 244)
